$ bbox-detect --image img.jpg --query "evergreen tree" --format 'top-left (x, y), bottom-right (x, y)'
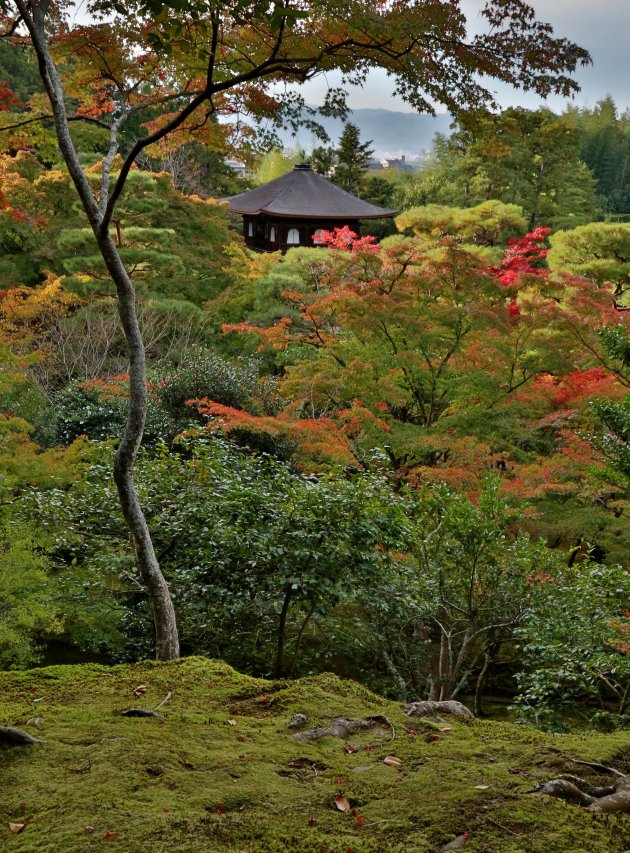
top-left (310, 144), bottom-right (335, 177)
top-left (334, 123), bottom-right (374, 195)
top-left (397, 108), bottom-right (599, 230)
top-left (571, 97), bottom-right (630, 215)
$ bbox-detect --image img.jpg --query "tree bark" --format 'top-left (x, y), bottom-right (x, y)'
top-left (287, 599), bottom-right (316, 678)
top-left (273, 588), bottom-right (293, 678)
top-left (474, 647), bottom-right (493, 717)
top-left (18, 0), bottom-right (179, 660)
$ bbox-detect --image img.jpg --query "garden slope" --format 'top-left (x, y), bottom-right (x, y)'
top-left (0, 657), bottom-right (628, 853)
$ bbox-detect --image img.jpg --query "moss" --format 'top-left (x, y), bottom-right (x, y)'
top-left (0, 657), bottom-right (629, 852)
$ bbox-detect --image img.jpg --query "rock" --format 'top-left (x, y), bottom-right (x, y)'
top-left (441, 833), bottom-right (469, 850)
top-left (0, 726), bottom-right (43, 746)
top-left (287, 713), bottom-right (308, 729)
top-left (404, 701), bottom-right (473, 718)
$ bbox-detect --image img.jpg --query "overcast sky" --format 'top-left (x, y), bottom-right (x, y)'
top-left (297, 0), bottom-right (630, 114)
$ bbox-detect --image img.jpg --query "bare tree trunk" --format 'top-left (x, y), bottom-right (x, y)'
top-left (382, 648), bottom-right (408, 701)
top-left (474, 647), bottom-right (493, 717)
top-left (287, 599), bottom-right (316, 678)
top-left (19, 0), bottom-right (179, 660)
top-left (273, 588), bottom-right (293, 678)
top-left (438, 630), bottom-right (451, 701)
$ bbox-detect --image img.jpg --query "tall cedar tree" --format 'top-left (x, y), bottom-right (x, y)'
top-left (0, 0), bottom-right (589, 660)
top-left (334, 122), bottom-right (374, 195)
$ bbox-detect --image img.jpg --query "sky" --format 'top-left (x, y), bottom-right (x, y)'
top-left (296, 0), bottom-right (630, 115)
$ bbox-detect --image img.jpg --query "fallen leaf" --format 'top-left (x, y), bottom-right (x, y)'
top-left (307, 818), bottom-right (317, 826)
top-left (84, 826), bottom-right (95, 834)
top-left (162, 807), bottom-right (171, 813)
top-left (426, 734), bottom-right (440, 743)
top-left (227, 719), bottom-right (237, 726)
top-left (133, 684), bottom-right (147, 697)
top-left (343, 745), bottom-right (358, 754)
top-left (335, 796), bottom-right (351, 812)
top-left (215, 803), bottom-right (225, 815)
top-left (336, 776), bottom-right (347, 784)
top-left (354, 815), bottom-right (365, 826)
top-left (438, 725), bottom-right (452, 732)
top-left (8, 823), bottom-right (25, 834)
top-left (383, 755), bottom-right (403, 767)
top-left (474, 785), bottom-right (489, 790)
top-left (237, 805), bottom-right (246, 814)
top-left (236, 735), bottom-right (246, 742)
top-left (103, 831), bottom-right (118, 841)
top-left (406, 730), bottom-right (417, 737)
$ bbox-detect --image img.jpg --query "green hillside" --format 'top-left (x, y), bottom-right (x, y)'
top-left (1, 658), bottom-right (628, 853)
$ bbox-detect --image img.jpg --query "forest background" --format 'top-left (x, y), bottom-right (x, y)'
top-left (0, 8), bottom-right (629, 733)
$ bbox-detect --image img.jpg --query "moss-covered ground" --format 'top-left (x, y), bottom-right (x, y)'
top-left (0, 657), bottom-right (628, 852)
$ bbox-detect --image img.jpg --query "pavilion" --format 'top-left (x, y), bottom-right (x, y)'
top-left (225, 164), bottom-right (395, 252)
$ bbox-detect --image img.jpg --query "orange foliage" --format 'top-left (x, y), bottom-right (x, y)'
top-left (190, 399), bottom-right (357, 468)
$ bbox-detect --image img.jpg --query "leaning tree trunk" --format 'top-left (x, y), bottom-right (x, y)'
top-left (19, 1), bottom-right (179, 660)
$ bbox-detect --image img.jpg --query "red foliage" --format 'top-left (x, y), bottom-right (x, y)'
top-left (491, 227), bottom-right (550, 286)
top-left (312, 226), bottom-right (380, 254)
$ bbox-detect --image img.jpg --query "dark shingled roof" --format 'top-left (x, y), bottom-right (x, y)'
top-left (225, 164), bottom-right (396, 220)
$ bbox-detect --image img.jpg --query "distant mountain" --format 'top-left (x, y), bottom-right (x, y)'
top-left (276, 108), bottom-right (454, 160)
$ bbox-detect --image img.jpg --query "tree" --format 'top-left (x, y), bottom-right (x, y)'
top-left (548, 222), bottom-right (630, 299)
top-left (254, 146), bottom-right (301, 184)
top-left (514, 561), bottom-right (630, 727)
top-left (224, 225), bottom-right (630, 564)
top-left (398, 108), bottom-right (598, 230)
top-left (570, 97), bottom-right (630, 216)
top-left (0, 525), bottom-right (61, 668)
top-left (0, 0), bottom-right (590, 659)
top-left (334, 122), bottom-right (374, 195)
top-left (396, 199), bottom-right (526, 248)
top-left (360, 482), bottom-right (560, 708)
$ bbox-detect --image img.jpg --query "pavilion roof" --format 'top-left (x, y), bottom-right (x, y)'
top-left (225, 164), bottom-right (396, 220)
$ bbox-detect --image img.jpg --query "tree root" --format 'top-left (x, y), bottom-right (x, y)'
top-left (120, 708), bottom-right (163, 719)
top-left (404, 700), bottom-right (473, 719)
top-left (532, 764), bottom-right (630, 813)
top-left (0, 726), bottom-right (43, 746)
top-left (292, 715), bottom-right (392, 743)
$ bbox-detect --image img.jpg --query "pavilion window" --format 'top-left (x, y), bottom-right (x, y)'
top-left (247, 221), bottom-right (254, 237)
top-left (286, 228), bottom-right (300, 245)
top-left (269, 225), bottom-right (277, 242)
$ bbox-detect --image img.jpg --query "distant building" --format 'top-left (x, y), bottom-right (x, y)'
top-left (381, 155), bottom-right (415, 172)
top-left (225, 164), bottom-right (395, 252)
top-left (224, 158), bottom-right (248, 175)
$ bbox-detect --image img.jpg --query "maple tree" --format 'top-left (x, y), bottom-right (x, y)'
top-left (0, 0), bottom-right (590, 659)
top-left (220, 225), bottom-right (630, 565)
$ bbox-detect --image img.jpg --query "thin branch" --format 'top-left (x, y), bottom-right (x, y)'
top-left (0, 113), bottom-right (111, 132)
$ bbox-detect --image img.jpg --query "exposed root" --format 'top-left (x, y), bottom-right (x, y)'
top-left (571, 758), bottom-right (625, 778)
top-left (292, 715), bottom-right (391, 743)
top-left (533, 764), bottom-right (630, 814)
top-left (120, 708), bottom-right (163, 719)
top-left (0, 726), bottom-right (43, 746)
top-left (153, 691), bottom-right (172, 711)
